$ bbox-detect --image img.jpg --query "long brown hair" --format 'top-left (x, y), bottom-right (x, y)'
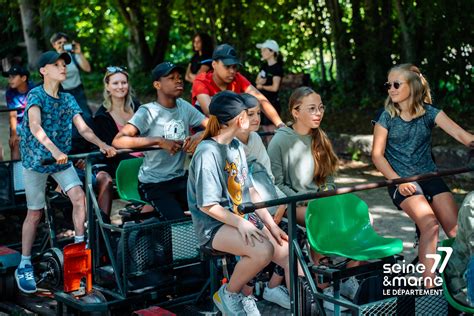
top-left (289, 86), bottom-right (339, 186)
top-left (384, 65), bottom-right (425, 118)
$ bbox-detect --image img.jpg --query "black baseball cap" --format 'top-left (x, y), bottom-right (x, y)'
top-left (240, 93), bottom-right (260, 108)
top-left (2, 65), bottom-right (29, 78)
top-left (151, 62), bottom-right (184, 81)
top-left (209, 91), bottom-right (257, 123)
top-left (37, 51), bottom-right (71, 71)
top-left (212, 44), bottom-right (241, 66)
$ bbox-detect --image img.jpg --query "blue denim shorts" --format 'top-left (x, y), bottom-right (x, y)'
top-left (24, 165), bottom-right (82, 210)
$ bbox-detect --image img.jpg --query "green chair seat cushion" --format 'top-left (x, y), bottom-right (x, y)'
top-left (306, 193), bottom-right (403, 261)
top-left (115, 157), bottom-right (148, 205)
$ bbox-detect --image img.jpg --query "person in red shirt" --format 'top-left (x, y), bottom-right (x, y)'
top-left (192, 43), bottom-right (285, 128)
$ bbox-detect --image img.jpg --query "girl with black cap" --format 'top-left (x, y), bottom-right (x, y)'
top-left (187, 91), bottom-right (297, 316)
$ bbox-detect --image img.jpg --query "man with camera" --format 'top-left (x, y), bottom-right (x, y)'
top-left (50, 32), bottom-right (92, 121)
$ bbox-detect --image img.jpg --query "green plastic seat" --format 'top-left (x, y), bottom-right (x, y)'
top-left (440, 238), bottom-right (474, 313)
top-left (306, 193), bottom-right (403, 261)
top-left (115, 157), bottom-right (148, 205)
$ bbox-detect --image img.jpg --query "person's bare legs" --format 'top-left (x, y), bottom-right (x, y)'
top-left (66, 186), bottom-right (86, 236)
top-left (430, 192), bottom-right (458, 238)
top-left (21, 209), bottom-right (43, 256)
top-left (261, 226), bottom-right (303, 290)
top-left (212, 225), bottom-right (274, 294)
top-left (95, 171), bottom-right (113, 216)
top-left (400, 195), bottom-right (440, 286)
top-left (296, 205), bottom-right (321, 265)
top-left (268, 274), bottom-right (285, 288)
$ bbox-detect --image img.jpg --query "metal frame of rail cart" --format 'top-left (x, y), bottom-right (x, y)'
top-left (240, 161), bottom-right (474, 316)
top-left (39, 149), bottom-right (209, 314)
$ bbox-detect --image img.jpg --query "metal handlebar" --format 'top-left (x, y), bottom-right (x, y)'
top-left (40, 147), bottom-right (162, 165)
top-left (239, 166), bottom-right (474, 213)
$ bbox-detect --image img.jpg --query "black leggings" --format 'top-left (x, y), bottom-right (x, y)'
top-left (138, 175), bottom-right (188, 221)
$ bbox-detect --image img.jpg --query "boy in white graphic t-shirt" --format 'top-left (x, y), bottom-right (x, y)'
top-left (113, 62), bottom-right (208, 220)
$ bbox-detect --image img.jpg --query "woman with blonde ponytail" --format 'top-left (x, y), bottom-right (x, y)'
top-left (188, 91), bottom-right (300, 315)
top-left (372, 64), bottom-right (474, 287)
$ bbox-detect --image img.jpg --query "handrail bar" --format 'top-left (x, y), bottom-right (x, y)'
top-left (239, 166), bottom-right (474, 213)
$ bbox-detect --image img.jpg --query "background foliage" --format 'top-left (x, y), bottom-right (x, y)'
top-left (1, 0), bottom-right (472, 133)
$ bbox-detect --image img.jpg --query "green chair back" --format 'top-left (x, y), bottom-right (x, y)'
top-left (440, 238), bottom-right (474, 313)
top-left (115, 158), bottom-right (147, 204)
top-left (305, 193), bottom-right (403, 261)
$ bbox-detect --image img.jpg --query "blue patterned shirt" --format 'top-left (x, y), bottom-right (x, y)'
top-left (20, 85), bottom-right (82, 173)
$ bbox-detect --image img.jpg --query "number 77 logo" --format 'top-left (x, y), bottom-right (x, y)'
top-left (426, 247), bottom-right (453, 274)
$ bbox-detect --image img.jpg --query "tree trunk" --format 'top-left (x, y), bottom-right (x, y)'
top-left (18, 0), bottom-right (42, 69)
top-left (151, 1), bottom-right (173, 66)
top-left (350, 0), bottom-right (365, 83)
top-left (313, 0), bottom-right (326, 84)
top-left (325, 0), bottom-right (351, 84)
top-left (393, 0), bottom-right (415, 62)
top-left (115, 0), bottom-right (173, 70)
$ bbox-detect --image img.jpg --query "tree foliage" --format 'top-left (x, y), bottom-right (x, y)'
top-left (1, 0), bottom-right (472, 117)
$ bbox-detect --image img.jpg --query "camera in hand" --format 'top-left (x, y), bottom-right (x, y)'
top-left (63, 43), bottom-right (75, 52)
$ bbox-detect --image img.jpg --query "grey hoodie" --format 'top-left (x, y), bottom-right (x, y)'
top-left (267, 126), bottom-right (335, 197)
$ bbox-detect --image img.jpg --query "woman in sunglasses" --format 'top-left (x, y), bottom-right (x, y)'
top-left (372, 64), bottom-right (474, 287)
top-left (93, 66), bottom-right (141, 175)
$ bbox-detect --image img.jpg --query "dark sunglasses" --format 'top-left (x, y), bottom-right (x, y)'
top-left (384, 81), bottom-right (405, 90)
top-left (106, 66), bottom-right (127, 73)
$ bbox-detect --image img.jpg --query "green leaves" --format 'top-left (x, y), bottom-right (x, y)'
top-left (1, 0), bottom-right (471, 120)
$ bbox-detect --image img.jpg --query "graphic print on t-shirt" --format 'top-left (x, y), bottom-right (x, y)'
top-left (225, 159), bottom-right (245, 216)
top-left (164, 119), bottom-right (185, 140)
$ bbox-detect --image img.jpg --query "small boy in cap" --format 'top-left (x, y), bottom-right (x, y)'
top-left (15, 51), bottom-right (116, 294)
top-left (112, 61), bottom-right (207, 221)
top-left (2, 65), bottom-right (35, 160)
top-left (191, 43), bottom-right (285, 129)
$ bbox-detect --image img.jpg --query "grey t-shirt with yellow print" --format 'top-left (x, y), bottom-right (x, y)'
top-left (187, 138), bottom-right (252, 246)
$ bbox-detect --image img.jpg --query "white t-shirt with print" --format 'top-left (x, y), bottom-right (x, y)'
top-left (129, 98), bottom-right (205, 183)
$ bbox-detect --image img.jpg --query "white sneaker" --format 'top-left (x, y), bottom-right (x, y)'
top-left (340, 277), bottom-right (359, 300)
top-left (213, 284), bottom-right (245, 316)
top-left (241, 294), bottom-right (261, 316)
top-left (263, 284), bottom-right (290, 309)
top-left (322, 287), bottom-right (350, 312)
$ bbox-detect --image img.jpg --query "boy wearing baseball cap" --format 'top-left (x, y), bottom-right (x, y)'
top-left (15, 51), bottom-right (116, 293)
top-left (2, 65), bottom-right (35, 160)
top-left (191, 43), bottom-right (285, 129)
top-left (112, 61), bottom-right (207, 221)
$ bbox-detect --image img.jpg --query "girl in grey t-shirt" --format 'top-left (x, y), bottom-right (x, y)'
top-left (373, 64), bottom-right (474, 287)
top-left (187, 91), bottom-right (299, 315)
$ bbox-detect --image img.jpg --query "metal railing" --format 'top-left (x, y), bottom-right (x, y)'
top-left (239, 165), bottom-right (474, 316)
